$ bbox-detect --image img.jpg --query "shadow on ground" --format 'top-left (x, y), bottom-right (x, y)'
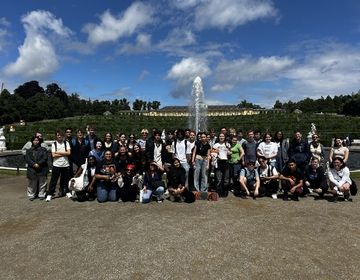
top-left (0, 176), bottom-right (359, 280)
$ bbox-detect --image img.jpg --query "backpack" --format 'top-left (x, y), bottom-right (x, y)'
top-left (54, 140), bottom-right (69, 152)
top-left (52, 141), bottom-right (69, 160)
top-left (257, 165), bottom-right (275, 178)
top-left (242, 168), bottom-right (256, 183)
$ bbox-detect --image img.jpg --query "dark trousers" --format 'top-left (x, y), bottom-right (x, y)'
top-left (215, 160), bottom-right (230, 197)
top-left (229, 163), bottom-right (241, 191)
top-left (259, 180), bottom-right (279, 196)
top-left (118, 184), bottom-right (138, 202)
top-left (188, 166), bottom-right (195, 191)
top-left (47, 166), bottom-right (70, 196)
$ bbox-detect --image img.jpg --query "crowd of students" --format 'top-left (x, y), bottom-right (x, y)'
top-left (22, 126), bottom-right (357, 203)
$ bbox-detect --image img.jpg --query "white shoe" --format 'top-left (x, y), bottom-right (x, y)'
top-left (45, 195), bottom-right (52, 202)
top-left (66, 192), bottom-right (73, 198)
top-left (271, 194), bottom-right (278, 199)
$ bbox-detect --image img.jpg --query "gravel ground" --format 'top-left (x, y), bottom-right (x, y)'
top-left (0, 176), bottom-right (359, 280)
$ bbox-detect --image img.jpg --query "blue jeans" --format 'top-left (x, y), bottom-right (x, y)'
top-left (97, 181), bottom-right (118, 202)
top-left (181, 162), bottom-right (190, 188)
top-left (194, 158), bottom-right (208, 191)
top-left (141, 186), bottom-right (165, 203)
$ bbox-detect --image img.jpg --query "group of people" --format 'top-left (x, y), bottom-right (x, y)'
top-left (22, 126), bottom-right (357, 204)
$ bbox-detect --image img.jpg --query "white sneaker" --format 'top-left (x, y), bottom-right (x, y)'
top-left (45, 195), bottom-right (52, 202)
top-left (66, 192), bottom-right (73, 198)
top-left (271, 194), bottom-right (278, 199)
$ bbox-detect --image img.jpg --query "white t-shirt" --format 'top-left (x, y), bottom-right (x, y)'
top-left (52, 141), bottom-right (70, 168)
top-left (154, 143), bottom-right (163, 166)
top-left (258, 165), bottom-right (278, 178)
top-left (171, 140), bottom-right (192, 163)
top-left (257, 142), bottom-right (278, 162)
top-left (213, 142), bottom-right (230, 160)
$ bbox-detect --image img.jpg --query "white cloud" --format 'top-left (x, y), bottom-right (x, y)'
top-left (205, 98), bottom-right (230, 105)
top-left (22, 10), bottom-right (72, 36)
top-left (101, 87), bottom-right (132, 99)
top-left (138, 69), bottom-right (150, 81)
top-left (172, 0), bottom-right (203, 10)
top-left (285, 48), bottom-right (360, 98)
top-left (119, 33), bottom-right (152, 54)
top-left (4, 35), bottom-right (59, 78)
top-left (84, 2), bottom-right (154, 45)
top-left (166, 57), bottom-right (212, 98)
top-left (158, 28), bottom-right (196, 51)
top-left (3, 10), bottom-right (71, 78)
top-left (167, 57), bottom-right (211, 85)
top-left (0, 17), bottom-right (10, 52)
top-left (211, 56), bottom-right (294, 91)
top-left (193, 0), bottom-right (277, 30)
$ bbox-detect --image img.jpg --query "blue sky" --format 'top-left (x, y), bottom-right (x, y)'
top-left (1, 0), bottom-right (360, 108)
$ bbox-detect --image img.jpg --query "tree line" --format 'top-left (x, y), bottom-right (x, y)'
top-left (1, 80), bottom-right (359, 125)
top-left (273, 92), bottom-right (360, 115)
top-left (0, 81), bottom-right (161, 125)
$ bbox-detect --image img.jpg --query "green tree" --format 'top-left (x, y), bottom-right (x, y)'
top-left (273, 100), bottom-right (283, 109)
top-left (237, 99), bottom-right (262, 109)
top-left (45, 83), bottom-right (69, 105)
top-left (14, 81), bottom-right (44, 100)
top-left (0, 89), bottom-right (24, 124)
top-left (151, 101), bottom-right (161, 110)
top-left (133, 99), bottom-right (145, 110)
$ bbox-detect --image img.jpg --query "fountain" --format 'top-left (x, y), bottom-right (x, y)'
top-left (188, 76), bottom-right (207, 133)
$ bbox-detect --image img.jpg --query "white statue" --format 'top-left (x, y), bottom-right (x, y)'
top-left (307, 123), bottom-right (317, 143)
top-left (310, 123), bottom-right (317, 134)
top-left (0, 126), bottom-right (7, 151)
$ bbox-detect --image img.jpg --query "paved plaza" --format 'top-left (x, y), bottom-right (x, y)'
top-left (0, 175), bottom-right (359, 280)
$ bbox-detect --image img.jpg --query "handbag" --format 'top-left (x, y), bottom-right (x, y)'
top-left (68, 160), bottom-right (88, 192)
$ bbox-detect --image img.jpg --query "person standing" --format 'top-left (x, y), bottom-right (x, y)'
top-left (46, 130), bottom-right (72, 201)
top-left (70, 128), bottom-right (91, 174)
top-left (25, 135), bottom-right (48, 200)
top-left (229, 135), bottom-right (244, 192)
top-left (191, 132), bottom-right (211, 192)
top-left (274, 131), bottom-right (289, 173)
top-left (85, 125), bottom-right (99, 151)
top-left (145, 130), bottom-right (166, 170)
top-left (329, 137), bottom-right (349, 164)
top-left (213, 133), bottom-right (231, 197)
top-left (288, 131), bottom-right (310, 173)
top-left (257, 132), bottom-right (278, 167)
top-left (171, 129), bottom-right (192, 188)
top-left (242, 130), bottom-right (257, 166)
